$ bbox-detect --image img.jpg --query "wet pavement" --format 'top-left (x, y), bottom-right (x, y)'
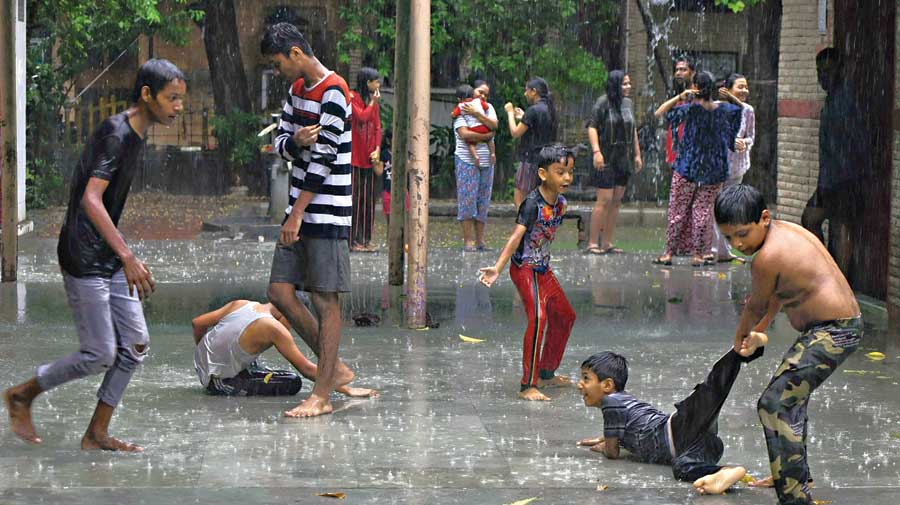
top-left (2, 232), bottom-right (899, 505)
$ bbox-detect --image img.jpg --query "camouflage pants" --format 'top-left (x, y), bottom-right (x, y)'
top-left (758, 316), bottom-right (862, 505)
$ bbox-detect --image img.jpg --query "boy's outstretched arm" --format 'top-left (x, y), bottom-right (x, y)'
top-left (601, 437), bottom-right (620, 459)
top-left (735, 256), bottom-right (778, 351)
top-left (479, 224), bottom-right (527, 287)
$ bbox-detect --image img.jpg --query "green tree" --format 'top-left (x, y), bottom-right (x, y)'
top-left (26, 0), bottom-right (202, 207)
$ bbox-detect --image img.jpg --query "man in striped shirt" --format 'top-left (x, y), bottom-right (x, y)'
top-left (261, 22), bottom-right (360, 418)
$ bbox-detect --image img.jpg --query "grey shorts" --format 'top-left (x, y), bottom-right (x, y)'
top-left (269, 237), bottom-right (351, 293)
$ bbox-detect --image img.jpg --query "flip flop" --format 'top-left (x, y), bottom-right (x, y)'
top-left (692, 257), bottom-right (715, 267)
top-left (587, 246), bottom-right (608, 255)
top-left (607, 246), bottom-right (625, 254)
top-left (652, 255), bottom-right (672, 265)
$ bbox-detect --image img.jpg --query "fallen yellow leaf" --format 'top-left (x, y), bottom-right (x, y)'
top-left (505, 498), bottom-right (538, 505)
top-left (459, 334), bottom-right (485, 343)
top-left (717, 272), bottom-right (727, 280)
top-left (740, 474), bottom-right (755, 484)
top-left (596, 484), bottom-right (609, 491)
top-left (812, 500), bottom-right (832, 505)
top-left (315, 492), bottom-right (346, 499)
top-left (866, 352), bottom-right (886, 361)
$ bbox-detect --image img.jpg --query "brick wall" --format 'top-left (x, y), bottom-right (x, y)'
top-left (774, 0), bottom-right (832, 222)
top-left (889, 11), bottom-right (900, 318)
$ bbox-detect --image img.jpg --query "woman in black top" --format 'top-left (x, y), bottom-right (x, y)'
top-left (585, 70), bottom-right (642, 255)
top-left (504, 77), bottom-right (558, 208)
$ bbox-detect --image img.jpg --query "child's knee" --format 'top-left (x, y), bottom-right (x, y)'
top-left (81, 344), bottom-right (117, 374)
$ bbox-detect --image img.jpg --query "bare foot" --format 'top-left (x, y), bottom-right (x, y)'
top-left (335, 385), bottom-right (379, 398)
top-left (4, 387), bottom-right (41, 444)
top-left (334, 363), bottom-right (355, 389)
top-left (284, 394), bottom-right (333, 418)
top-left (538, 375), bottom-right (572, 388)
top-left (81, 433), bottom-right (144, 452)
top-left (748, 475), bottom-right (774, 488)
top-left (739, 331), bottom-right (768, 357)
top-left (693, 466), bottom-right (746, 494)
top-left (518, 387), bottom-right (550, 401)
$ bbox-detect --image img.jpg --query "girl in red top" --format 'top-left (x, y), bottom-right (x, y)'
top-left (349, 67), bottom-right (382, 252)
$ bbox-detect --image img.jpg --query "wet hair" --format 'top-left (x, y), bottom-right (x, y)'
top-left (260, 22), bottom-right (315, 58)
top-left (581, 352), bottom-right (628, 391)
top-left (715, 184), bottom-right (768, 225)
top-left (816, 47), bottom-right (839, 66)
top-left (130, 59), bottom-right (185, 103)
top-left (725, 73), bottom-right (746, 91)
top-left (536, 143), bottom-right (574, 170)
top-left (674, 54), bottom-right (696, 72)
top-left (356, 67), bottom-right (380, 102)
top-left (455, 84), bottom-right (475, 101)
top-left (526, 76), bottom-right (558, 135)
top-left (694, 71), bottom-right (716, 100)
top-left (606, 70), bottom-right (626, 109)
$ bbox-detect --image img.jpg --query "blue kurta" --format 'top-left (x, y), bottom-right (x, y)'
top-left (666, 102), bottom-right (742, 185)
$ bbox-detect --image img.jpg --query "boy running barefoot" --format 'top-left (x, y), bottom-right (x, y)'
top-left (479, 144), bottom-right (576, 401)
top-left (4, 59), bottom-right (185, 451)
top-left (715, 184), bottom-right (862, 505)
top-left (577, 335), bottom-right (766, 495)
top-left (192, 299), bottom-right (377, 398)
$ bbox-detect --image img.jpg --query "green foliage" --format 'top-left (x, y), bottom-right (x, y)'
top-left (25, 1), bottom-right (201, 206)
top-left (25, 158), bottom-right (65, 210)
top-left (429, 125), bottom-right (456, 196)
top-left (714, 0), bottom-right (763, 13)
top-left (338, 0), bottom-right (610, 103)
top-left (210, 109), bottom-right (262, 167)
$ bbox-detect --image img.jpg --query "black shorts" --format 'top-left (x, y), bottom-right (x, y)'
top-left (591, 164), bottom-right (631, 189)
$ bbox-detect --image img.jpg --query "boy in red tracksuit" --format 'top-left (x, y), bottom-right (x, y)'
top-left (479, 144), bottom-right (576, 401)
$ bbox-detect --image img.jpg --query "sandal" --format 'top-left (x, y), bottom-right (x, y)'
top-left (462, 245), bottom-right (477, 253)
top-left (587, 245), bottom-right (608, 255)
top-left (652, 255), bottom-right (672, 265)
top-left (607, 246), bottom-right (625, 254)
top-left (692, 256), bottom-right (715, 267)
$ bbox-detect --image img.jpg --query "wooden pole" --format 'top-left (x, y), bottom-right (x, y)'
top-left (405, 0), bottom-right (430, 328)
top-left (1, 0), bottom-right (19, 282)
top-left (388, 0), bottom-right (411, 286)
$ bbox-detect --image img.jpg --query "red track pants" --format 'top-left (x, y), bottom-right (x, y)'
top-left (509, 263), bottom-right (576, 390)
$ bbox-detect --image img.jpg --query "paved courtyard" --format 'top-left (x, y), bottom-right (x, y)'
top-left (1, 232), bottom-right (898, 504)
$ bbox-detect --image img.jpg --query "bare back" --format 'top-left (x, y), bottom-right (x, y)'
top-left (754, 220), bottom-right (859, 330)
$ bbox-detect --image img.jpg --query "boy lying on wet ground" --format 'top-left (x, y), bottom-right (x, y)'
top-left (192, 299), bottom-right (377, 405)
top-left (577, 331), bottom-right (767, 495)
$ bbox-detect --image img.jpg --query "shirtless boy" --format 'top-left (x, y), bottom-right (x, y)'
top-left (715, 184), bottom-right (862, 505)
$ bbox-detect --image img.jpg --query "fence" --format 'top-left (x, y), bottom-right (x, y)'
top-left (60, 95), bottom-right (216, 149)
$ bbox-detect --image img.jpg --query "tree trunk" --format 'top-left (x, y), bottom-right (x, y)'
top-left (634, 0), bottom-right (672, 98)
top-left (577, 0), bottom-right (626, 71)
top-left (199, 0), bottom-right (255, 189)
top-left (741, 0), bottom-right (781, 205)
top-left (200, 0), bottom-right (251, 116)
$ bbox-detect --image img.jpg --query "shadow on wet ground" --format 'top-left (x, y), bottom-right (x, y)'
top-left (2, 235), bottom-right (898, 504)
